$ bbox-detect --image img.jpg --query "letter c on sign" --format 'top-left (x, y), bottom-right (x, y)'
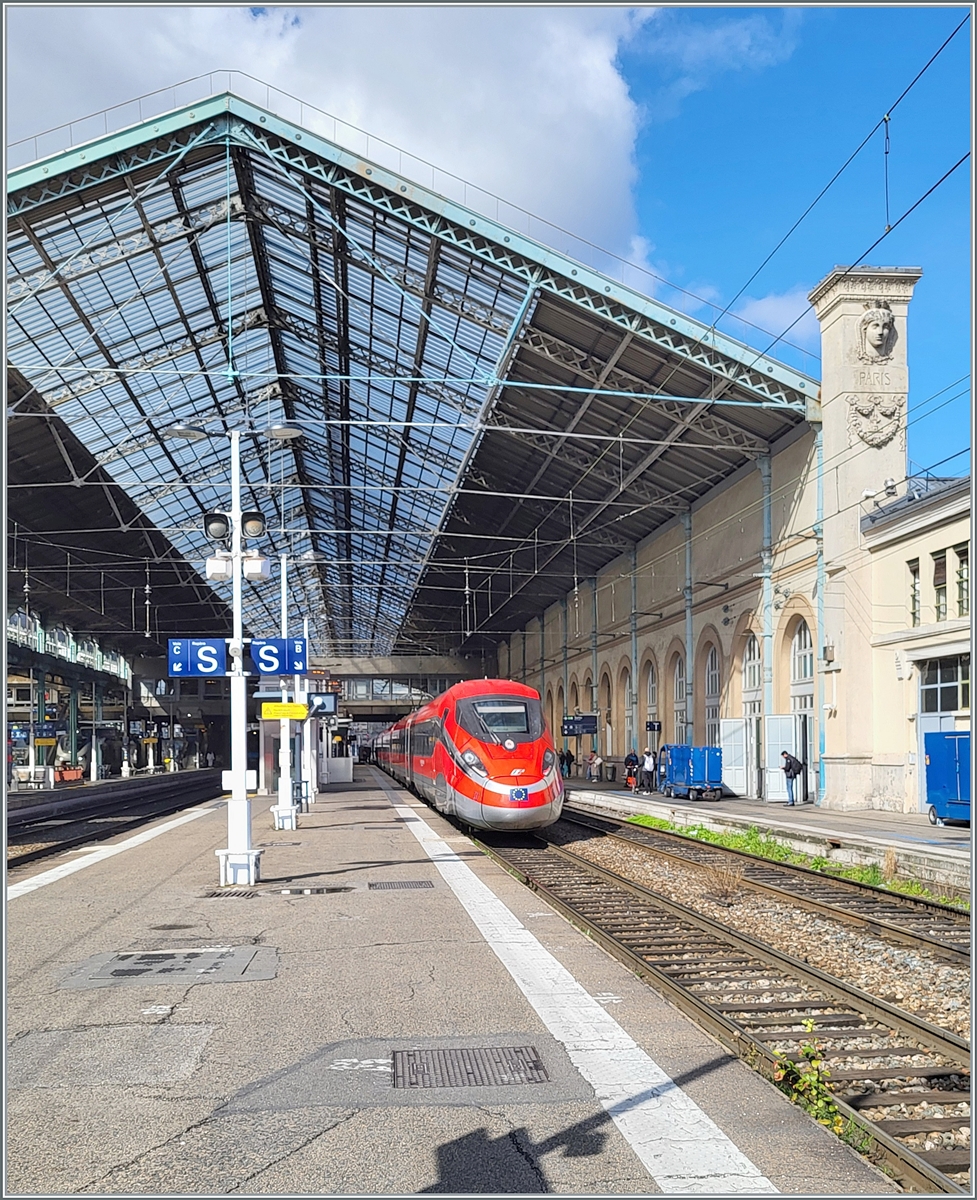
top-left (196, 644), bottom-right (219, 674)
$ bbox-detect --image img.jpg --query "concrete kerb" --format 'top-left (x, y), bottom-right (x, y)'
top-left (566, 788), bottom-right (971, 896)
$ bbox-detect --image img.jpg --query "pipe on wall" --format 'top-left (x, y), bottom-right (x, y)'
top-left (760, 455), bottom-right (774, 722)
top-left (683, 509), bottom-right (694, 746)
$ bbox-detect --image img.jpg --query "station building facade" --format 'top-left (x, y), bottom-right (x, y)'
top-left (497, 266), bottom-right (971, 812)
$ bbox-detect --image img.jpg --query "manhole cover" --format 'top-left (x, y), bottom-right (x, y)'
top-left (279, 887), bottom-right (353, 895)
top-left (202, 890), bottom-right (259, 899)
top-left (392, 1046), bottom-right (548, 1089)
top-left (368, 880), bottom-right (434, 891)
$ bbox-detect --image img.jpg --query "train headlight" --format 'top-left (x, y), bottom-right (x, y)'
top-left (461, 748), bottom-right (488, 777)
top-left (542, 748), bottom-right (557, 773)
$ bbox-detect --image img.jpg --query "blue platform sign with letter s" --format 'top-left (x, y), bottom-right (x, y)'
top-left (168, 638), bottom-right (226, 677)
top-left (251, 638), bottom-right (308, 675)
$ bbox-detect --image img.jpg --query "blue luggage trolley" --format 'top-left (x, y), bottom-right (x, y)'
top-left (658, 744), bottom-right (723, 800)
top-left (923, 731), bottom-right (970, 826)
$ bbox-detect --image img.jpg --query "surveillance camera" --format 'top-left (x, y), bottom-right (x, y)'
top-left (862, 489), bottom-right (876, 500)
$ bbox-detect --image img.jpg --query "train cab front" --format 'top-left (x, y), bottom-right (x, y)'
top-left (445, 689), bottom-right (564, 830)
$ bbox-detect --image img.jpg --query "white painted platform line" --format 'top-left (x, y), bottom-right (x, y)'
top-left (7, 806), bottom-right (217, 901)
top-left (384, 796), bottom-right (778, 1195)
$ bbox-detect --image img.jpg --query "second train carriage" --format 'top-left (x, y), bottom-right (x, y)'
top-left (375, 679), bottom-right (564, 830)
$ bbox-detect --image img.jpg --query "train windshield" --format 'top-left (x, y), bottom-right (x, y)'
top-left (456, 696), bottom-right (543, 744)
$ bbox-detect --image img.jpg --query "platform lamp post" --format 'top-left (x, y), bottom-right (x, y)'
top-left (163, 421), bottom-right (291, 886)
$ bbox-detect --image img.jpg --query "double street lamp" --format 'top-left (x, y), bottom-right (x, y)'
top-left (164, 421), bottom-right (302, 886)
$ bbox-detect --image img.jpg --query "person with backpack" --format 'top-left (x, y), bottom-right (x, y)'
top-left (781, 751), bottom-right (804, 805)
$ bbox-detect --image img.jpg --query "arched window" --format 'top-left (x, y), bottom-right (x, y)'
top-left (646, 662), bottom-right (657, 717)
top-left (791, 619), bottom-right (814, 684)
top-left (742, 634), bottom-right (762, 716)
top-left (705, 645), bottom-right (721, 747)
top-left (673, 656), bottom-right (687, 744)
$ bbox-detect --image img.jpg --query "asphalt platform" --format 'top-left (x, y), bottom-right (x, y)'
top-left (6, 766), bottom-right (897, 1195)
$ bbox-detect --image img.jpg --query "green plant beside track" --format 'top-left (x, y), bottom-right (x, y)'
top-left (626, 815), bottom-right (969, 911)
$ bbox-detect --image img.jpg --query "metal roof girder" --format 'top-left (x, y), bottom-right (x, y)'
top-left (7, 111), bottom-right (228, 216)
top-left (33, 306), bottom-right (266, 409)
top-left (515, 326), bottom-right (770, 454)
top-left (6, 195), bottom-right (240, 302)
top-left (230, 114), bottom-right (814, 406)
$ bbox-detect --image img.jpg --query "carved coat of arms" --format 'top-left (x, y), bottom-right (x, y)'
top-left (847, 393), bottom-right (904, 448)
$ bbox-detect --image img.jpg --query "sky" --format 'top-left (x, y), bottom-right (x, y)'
top-left (5, 4), bottom-right (972, 476)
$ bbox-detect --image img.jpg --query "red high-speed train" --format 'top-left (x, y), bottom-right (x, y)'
top-left (374, 679), bottom-right (564, 830)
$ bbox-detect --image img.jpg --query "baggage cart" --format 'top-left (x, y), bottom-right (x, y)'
top-left (657, 744), bottom-right (723, 800)
top-left (923, 731), bottom-right (970, 826)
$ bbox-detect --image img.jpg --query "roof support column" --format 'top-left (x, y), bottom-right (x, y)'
top-left (683, 510), bottom-right (694, 747)
top-left (561, 596), bottom-right (569, 751)
top-left (815, 426), bottom-right (826, 805)
top-left (591, 578), bottom-right (599, 755)
top-left (630, 545), bottom-right (639, 754)
top-left (760, 454), bottom-right (774, 722)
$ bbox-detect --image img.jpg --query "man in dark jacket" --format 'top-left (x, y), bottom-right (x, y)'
top-left (781, 751), bottom-right (804, 805)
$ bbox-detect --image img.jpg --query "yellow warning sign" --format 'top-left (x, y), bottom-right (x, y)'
top-left (34, 737), bottom-right (57, 746)
top-left (261, 702), bottom-right (308, 720)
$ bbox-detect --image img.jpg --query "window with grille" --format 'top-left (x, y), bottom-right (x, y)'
top-left (933, 552), bottom-right (947, 621)
top-left (704, 646), bottom-right (720, 747)
top-left (955, 544), bottom-right (969, 618)
top-left (908, 559), bottom-right (920, 627)
top-left (920, 655), bottom-right (970, 713)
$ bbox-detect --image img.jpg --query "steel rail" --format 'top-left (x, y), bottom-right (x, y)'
top-left (7, 777), bottom-right (222, 868)
top-left (474, 832), bottom-right (969, 1195)
top-left (563, 804), bottom-right (970, 963)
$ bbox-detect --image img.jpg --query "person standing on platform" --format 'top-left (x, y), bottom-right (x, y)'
top-left (558, 748), bottom-right (568, 777)
top-left (624, 748), bottom-right (639, 791)
top-left (639, 747), bottom-right (656, 794)
top-left (565, 747), bottom-right (575, 778)
top-left (781, 751), bottom-right (804, 805)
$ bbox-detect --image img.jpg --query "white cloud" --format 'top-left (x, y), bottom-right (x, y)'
top-left (627, 8), bottom-right (801, 121)
top-left (5, 5), bottom-right (654, 257)
top-left (733, 287), bottom-right (821, 353)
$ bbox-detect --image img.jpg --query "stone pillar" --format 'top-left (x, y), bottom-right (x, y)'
top-left (808, 265), bottom-right (922, 808)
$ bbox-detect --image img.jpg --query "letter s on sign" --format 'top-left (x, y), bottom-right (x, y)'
top-left (257, 644), bottom-right (281, 673)
top-left (196, 644), bottom-right (219, 674)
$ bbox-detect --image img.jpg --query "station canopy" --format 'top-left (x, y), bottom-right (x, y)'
top-left (6, 83), bottom-right (819, 660)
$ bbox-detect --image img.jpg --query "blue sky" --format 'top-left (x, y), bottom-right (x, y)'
top-left (6, 5), bottom-right (972, 475)
top-left (617, 6), bottom-right (972, 476)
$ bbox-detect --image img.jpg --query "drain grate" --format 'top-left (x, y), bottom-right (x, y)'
top-left (202, 890), bottom-right (259, 899)
top-left (368, 880), bottom-right (434, 891)
top-left (279, 887), bottom-right (353, 895)
top-left (392, 1046), bottom-right (548, 1089)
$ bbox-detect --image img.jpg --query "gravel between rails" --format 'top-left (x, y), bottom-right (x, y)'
top-left (547, 820), bottom-right (971, 1038)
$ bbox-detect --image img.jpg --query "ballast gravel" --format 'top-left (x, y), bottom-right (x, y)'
top-left (547, 822), bottom-right (971, 1038)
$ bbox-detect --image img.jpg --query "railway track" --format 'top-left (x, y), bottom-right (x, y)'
top-left (562, 805), bottom-right (970, 965)
top-left (6, 774), bottom-right (223, 869)
top-left (476, 832), bottom-right (971, 1195)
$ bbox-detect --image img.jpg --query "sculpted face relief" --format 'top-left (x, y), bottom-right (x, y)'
top-left (857, 301), bottom-right (896, 363)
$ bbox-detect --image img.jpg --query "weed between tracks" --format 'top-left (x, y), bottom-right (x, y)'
top-left (627, 815), bottom-right (970, 911)
top-left (773, 1020), bottom-right (875, 1154)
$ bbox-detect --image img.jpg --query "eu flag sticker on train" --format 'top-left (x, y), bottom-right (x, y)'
top-left (509, 787), bottom-right (529, 803)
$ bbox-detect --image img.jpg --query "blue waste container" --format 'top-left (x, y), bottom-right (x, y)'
top-left (924, 731), bottom-right (970, 826)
